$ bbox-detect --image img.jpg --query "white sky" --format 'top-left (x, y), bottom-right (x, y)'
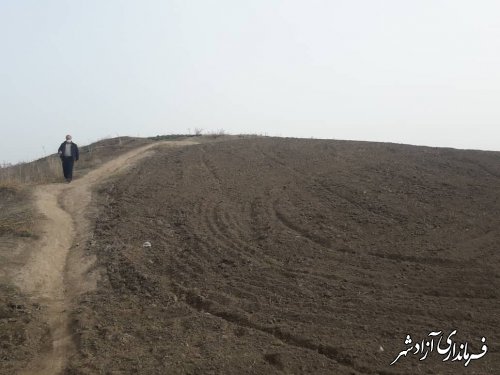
top-left (1, 0), bottom-right (500, 164)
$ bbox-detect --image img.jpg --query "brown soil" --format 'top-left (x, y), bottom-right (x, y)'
top-left (0, 137), bottom-right (162, 375)
top-left (0, 139), bottom-right (197, 375)
top-left (0, 186), bottom-right (45, 374)
top-left (65, 137), bottom-right (500, 374)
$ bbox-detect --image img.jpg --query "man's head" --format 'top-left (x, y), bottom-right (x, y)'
top-left (66, 135), bottom-right (72, 142)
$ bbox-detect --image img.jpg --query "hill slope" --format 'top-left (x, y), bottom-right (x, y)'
top-left (0, 137), bottom-right (195, 375)
top-left (69, 137), bottom-right (500, 374)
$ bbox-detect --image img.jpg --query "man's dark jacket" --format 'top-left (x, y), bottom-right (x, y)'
top-left (58, 142), bottom-right (79, 161)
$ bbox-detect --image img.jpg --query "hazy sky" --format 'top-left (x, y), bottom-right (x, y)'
top-left (1, 0), bottom-right (499, 163)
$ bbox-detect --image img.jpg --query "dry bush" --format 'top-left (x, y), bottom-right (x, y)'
top-left (205, 129), bottom-right (227, 138)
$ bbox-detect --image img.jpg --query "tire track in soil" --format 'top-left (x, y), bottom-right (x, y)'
top-left (198, 146), bottom-right (344, 305)
top-left (194, 154), bottom-right (286, 291)
top-left (188, 145), bottom-right (371, 373)
top-left (73, 138), bottom-right (500, 373)
top-left (14, 140), bottom-right (197, 375)
top-left (259, 149), bottom-right (396, 294)
top-left (172, 283), bottom-right (371, 375)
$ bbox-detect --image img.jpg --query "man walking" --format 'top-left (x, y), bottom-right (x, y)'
top-left (58, 135), bottom-right (79, 182)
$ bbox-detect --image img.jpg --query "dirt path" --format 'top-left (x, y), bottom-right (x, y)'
top-left (14, 140), bottom-right (197, 375)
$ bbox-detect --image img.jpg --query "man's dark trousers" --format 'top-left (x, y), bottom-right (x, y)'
top-left (62, 157), bottom-right (74, 180)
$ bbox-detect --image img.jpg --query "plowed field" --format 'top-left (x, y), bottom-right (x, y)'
top-left (68, 137), bottom-right (500, 374)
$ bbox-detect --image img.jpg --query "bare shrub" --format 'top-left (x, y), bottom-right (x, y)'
top-left (206, 129), bottom-right (227, 138)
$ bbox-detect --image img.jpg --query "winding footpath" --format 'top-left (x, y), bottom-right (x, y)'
top-left (14, 140), bottom-right (197, 375)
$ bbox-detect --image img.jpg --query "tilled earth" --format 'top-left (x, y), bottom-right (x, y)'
top-left (68, 137), bottom-right (500, 374)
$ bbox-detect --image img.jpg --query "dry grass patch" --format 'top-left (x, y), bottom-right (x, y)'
top-left (0, 156), bottom-right (61, 186)
top-left (0, 182), bottom-right (34, 238)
